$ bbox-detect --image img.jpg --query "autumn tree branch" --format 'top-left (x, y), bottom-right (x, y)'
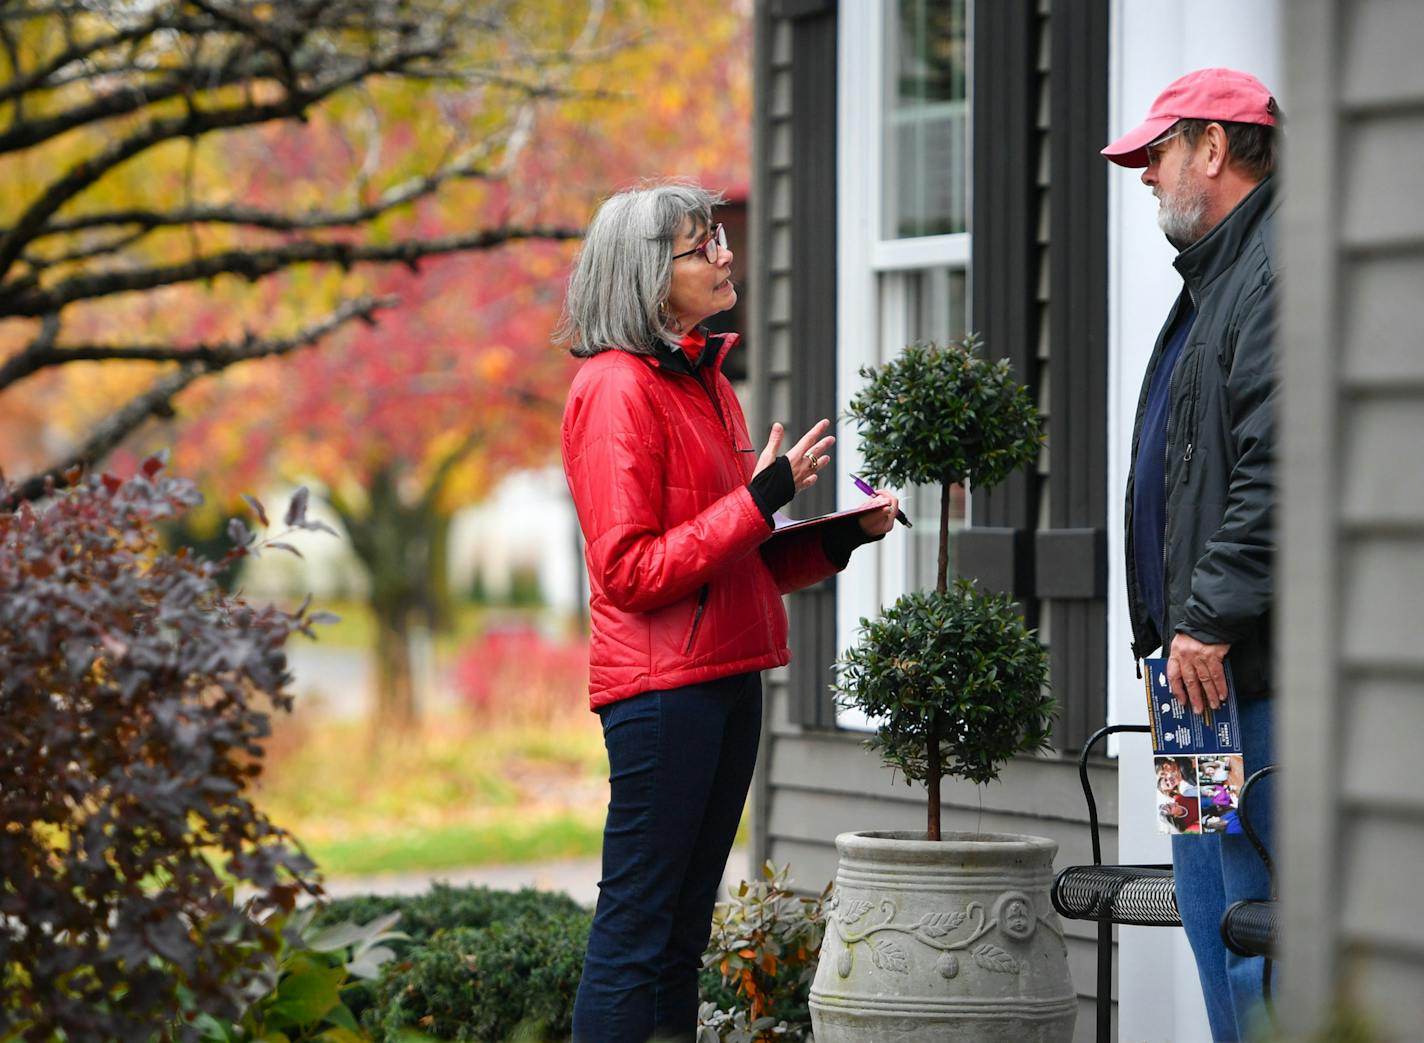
top-left (9, 295), bottom-right (393, 501)
top-left (0, 0), bottom-right (609, 505)
top-left (0, 225), bottom-right (581, 318)
top-left (0, 310), bottom-right (59, 391)
top-left (28, 158), bottom-right (495, 242)
top-left (0, 9), bottom-right (194, 106)
top-left (0, 44), bottom-right (445, 279)
top-left (20, 227), bottom-right (152, 271)
top-left (0, 55), bottom-right (287, 155)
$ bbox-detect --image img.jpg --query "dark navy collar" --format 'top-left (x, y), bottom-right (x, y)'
top-left (1173, 175), bottom-right (1277, 297)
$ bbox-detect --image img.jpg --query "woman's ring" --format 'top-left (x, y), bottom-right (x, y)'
top-left (804, 452), bottom-right (818, 471)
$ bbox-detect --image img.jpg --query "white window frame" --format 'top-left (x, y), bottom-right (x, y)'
top-left (835, 1), bottom-right (973, 727)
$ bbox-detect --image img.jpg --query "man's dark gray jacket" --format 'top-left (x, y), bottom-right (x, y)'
top-left (1125, 176), bottom-right (1279, 700)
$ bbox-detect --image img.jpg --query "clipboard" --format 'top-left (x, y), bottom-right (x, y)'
top-left (766, 499), bottom-right (882, 538)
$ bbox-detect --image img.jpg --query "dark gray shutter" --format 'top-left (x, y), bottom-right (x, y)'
top-left (778, 0), bottom-right (839, 728)
top-left (962, 0), bottom-right (1110, 752)
top-left (1041, 0), bottom-right (1109, 752)
top-left (960, 0), bottom-right (1041, 610)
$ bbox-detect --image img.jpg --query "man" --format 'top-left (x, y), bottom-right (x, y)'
top-left (1103, 67), bottom-right (1280, 1042)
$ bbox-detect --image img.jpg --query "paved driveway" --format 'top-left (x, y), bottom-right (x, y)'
top-left (316, 849), bottom-right (752, 909)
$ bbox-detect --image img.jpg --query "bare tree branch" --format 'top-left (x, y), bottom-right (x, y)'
top-left (0, 6), bottom-right (103, 22)
top-left (185, 0), bottom-right (294, 57)
top-left (30, 158), bottom-right (494, 241)
top-left (0, 1), bottom-right (477, 150)
top-left (0, 225), bottom-right (581, 318)
top-left (418, 427), bottom-right (486, 515)
top-left (20, 226), bottom-right (151, 270)
top-left (0, 9), bottom-right (176, 105)
top-left (0, 293), bottom-right (398, 389)
top-left (0, 57), bottom-right (290, 153)
top-left (8, 295), bottom-right (394, 501)
top-left (0, 0), bottom-right (614, 504)
top-left (504, 382), bottom-right (564, 415)
top-left (0, 44), bottom-right (441, 280)
top-left (0, 9), bottom-right (25, 127)
top-left (0, 310), bottom-right (59, 391)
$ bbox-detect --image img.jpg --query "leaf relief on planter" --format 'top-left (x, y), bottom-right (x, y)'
top-left (824, 888), bottom-right (1066, 982)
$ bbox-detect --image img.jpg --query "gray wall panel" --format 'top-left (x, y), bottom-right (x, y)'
top-left (1341, 115), bottom-right (1424, 247)
top-left (1340, 815), bottom-right (1424, 952)
top-left (766, 791), bottom-right (1109, 877)
top-left (1341, 0), bottom-right (1424, 106)
top-left (1341, 537), bottom-right (1424, 665)
top-left (1341, 677), bottom-right (1424, 806)
top-left (1342, 255), bottom-right (1424, 384)
top-left (1281, 0), bottom-right (1424, 1032)
top-left (765, 835), bottom-right (841, 893)
top-left (767, 732), bottom-right (1117, 826)
top-left (1341, 400), bottom-right (1424, 522)
top-left (1348, 950), bottom-right (1424, 1036)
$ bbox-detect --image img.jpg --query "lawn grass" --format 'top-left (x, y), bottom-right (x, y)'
top-left (301, 810), bottom-right (609, 878)
top-left (255, 711), bottom-right (610, 879)
top-left (255, 696), bottom-right (751, 881)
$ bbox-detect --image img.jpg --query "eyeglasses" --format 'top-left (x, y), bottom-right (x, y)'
top-left (1144, 129), bottom-right (1184, 167)
top-left (671, 222), bottom-right (727, 264)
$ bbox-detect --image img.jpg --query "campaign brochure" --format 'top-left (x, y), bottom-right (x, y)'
top-left (1142, 656), bottom-right (1244, 836)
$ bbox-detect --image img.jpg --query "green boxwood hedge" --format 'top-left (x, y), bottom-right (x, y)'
top-left (314, 883), bottom-right (586, 950)
top-left (365, 908), bottom-right (591, 1042)
top-left (303, 872), bottom-right (823, 1042)
top-left (311, 884), bottom-right (589, 1034)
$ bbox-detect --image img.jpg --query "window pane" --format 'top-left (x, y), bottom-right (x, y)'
top-left (883, 0), bottom-right (969, 239)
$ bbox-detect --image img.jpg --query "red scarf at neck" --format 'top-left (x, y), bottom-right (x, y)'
top-left (678, 328), bottom-right (708, 364)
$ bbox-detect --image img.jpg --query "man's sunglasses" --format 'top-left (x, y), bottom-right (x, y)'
top-left (671, 223), bottom-right (728, 264)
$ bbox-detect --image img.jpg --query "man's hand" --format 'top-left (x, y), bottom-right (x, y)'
top-left (1167, 632), bottom-right (1232, 715)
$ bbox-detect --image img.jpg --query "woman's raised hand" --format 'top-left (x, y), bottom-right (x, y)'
top-left (754, 418), bottom-right (834, 494)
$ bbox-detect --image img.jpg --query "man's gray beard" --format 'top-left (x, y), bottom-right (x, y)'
top-left (1157, 177), bottom-right (1210, 244)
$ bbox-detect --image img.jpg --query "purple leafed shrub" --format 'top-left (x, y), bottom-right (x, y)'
top-left (0, 460), bottom-right (331, 1043)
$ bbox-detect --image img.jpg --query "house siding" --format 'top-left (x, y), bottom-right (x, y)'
top-left (1278, 0), bottom-right (1424, 1035)
top-left (748, 2), bottom-right (1115, 1038)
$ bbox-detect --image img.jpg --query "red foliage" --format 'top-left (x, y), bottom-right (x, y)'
top-left (168, 0), bottom-right (752, 509)
top-left (451, 624), bottom-right (590, 723)
top-left (0, 463), bottom-right (323, 1039)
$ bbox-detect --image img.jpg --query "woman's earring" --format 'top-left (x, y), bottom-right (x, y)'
top-left (658, 299), bottom-right (679, 331)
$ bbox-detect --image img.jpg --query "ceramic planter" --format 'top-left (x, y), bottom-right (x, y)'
top-left (809, 830), bottom-right (1076, 1043)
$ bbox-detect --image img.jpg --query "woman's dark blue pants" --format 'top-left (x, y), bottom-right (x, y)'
top-left (571, 672), bottom-right (763, 1043)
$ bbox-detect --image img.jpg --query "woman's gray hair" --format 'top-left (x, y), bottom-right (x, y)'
top-left (556, 181), bottom-right (724, 357)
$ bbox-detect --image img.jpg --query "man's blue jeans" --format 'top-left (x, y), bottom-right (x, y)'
top-left (572, 672), bottom-right (762, 1043)
top-left (1172, 695), bottom-right (1275, 1042)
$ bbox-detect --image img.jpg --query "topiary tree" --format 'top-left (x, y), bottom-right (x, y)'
top-left (834, 338), bottom-right (1054, 840)
top-left (0, 460), bottom-right (332, 1042)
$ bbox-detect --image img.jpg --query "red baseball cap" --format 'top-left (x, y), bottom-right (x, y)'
top-left (1102, 67), bottom-right (1278, 168)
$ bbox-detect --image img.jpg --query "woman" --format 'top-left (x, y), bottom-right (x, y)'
top-left (557, 181), bottom-right (899, 1043)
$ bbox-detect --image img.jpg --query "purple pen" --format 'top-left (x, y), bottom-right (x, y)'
top-left (851, 474), bottom-right (912, 528)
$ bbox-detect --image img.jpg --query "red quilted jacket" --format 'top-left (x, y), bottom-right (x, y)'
top-left (561, 332), bottom-right (841, 709)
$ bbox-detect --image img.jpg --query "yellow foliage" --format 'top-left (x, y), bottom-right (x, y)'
top-left (2, 0), bottom-right (751, 527)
